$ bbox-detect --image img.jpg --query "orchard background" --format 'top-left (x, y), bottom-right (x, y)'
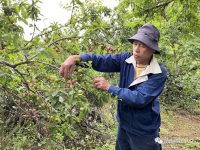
top-left (0, 0), bottom-right (200, 149)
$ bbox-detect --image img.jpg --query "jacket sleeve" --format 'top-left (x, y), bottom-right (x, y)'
top-left (79, 53), bottom-right (124, 72)
top-left (108, 70), bottom-right (167, 108)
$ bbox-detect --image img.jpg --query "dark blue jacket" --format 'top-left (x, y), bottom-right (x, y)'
top-left (80, 52), bottom-right (167, 137)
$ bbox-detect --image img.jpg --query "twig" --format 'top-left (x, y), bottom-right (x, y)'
top-left (131, 2), bottom-right (145, 11)
top-left (29, 53), bottom-right (39, 60)
top-left (2, 86), bottom-right (32, 109)
top-left (4, 112), bottom-right (22, 142)
top-left (30, 18), bottom-right (36, 41)
top-left (31, 61), bottom-right (60, 70)
top-left (48, 36), bottom-right (82, 47)
top-left (180, 65), bottom-right (200, 76)
top-left (99, 30), bottom-right (113, 45)
top-left (145, 0), bottom-right (174, 12)
top-left (70, 0), bottom-right (76, 24)
top-left (0, 60), bottom-right (31, 68)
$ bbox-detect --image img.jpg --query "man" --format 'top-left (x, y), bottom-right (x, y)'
top-left (59, 23), bottom-right (167, 150)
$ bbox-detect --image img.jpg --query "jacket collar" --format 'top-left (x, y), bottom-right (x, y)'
top-left (125, 55), bottom-right (162, 75)
top-left (125, 55), bottom-right (162, 87)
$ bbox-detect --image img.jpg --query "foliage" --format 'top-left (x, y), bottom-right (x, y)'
top-left (182, 137), bottom-right (200, 149)
top-left (0, 0), bottom-right (117, 149)
top-left (0, 0), bottom-right (200, 149)
top-left (115, 0), bottom-right (200, 110)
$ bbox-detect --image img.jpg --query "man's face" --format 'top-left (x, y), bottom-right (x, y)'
top-left (132, 40), bottom-right (155, 64)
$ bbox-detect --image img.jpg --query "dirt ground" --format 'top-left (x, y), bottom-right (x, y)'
top-left (160, 109), bottom-right (200, 150)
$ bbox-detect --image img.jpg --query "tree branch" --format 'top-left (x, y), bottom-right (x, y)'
top-left (70, 0), bottom-right (76, 24)
top-left (31, 61), bottom-right (60, 70)
top-left (145, 0), bottom-right (175, 12)
top-left (4, 112), bottom-right (22, 142)
top-left (48, 36), bottom-right (82, 47)
top-left (100, 30), bottom-right (113, 45)
top-left (0, 60), bottom-right (31, 69)
top-left (30, 18), bottom-right (36, 41)
top-left (180, 65), bottom-right (200, 76)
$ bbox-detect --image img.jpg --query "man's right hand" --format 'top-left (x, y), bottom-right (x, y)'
top-left (59, 55), bottom-right (81, 80)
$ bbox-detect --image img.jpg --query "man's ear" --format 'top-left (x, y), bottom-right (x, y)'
top-left (152, 49), bottom-right (156, 54)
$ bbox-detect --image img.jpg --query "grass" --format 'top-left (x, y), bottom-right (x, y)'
top-left (97, 106), bottom-right (200, 150)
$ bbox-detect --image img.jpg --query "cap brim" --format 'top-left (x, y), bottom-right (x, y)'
top-left (128, 34), bottom-right (160, 54)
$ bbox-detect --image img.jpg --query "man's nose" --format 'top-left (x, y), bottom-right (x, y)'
top-left (134, 45), bottom-right (140, 53)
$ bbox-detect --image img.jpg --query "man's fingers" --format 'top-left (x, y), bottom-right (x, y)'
top-left (93, 77), bottom-right (102, 83)
top-left (69, 65), bottom-right (74, 77)
top-left (59, 63), bottom-right (75, 80)
top-left (93, 79), bottom-right (99, 84)
top-left (93, 78), bottom-right (103, 89)
top-left (93, 77), bottom-right (105, 88)
top-left (59, 66), bottom-right (64, 77)
top-left (63, 67), bottom-right (69, 80)
top-left (59, 55), bottom-right (81, 80)
top-left (94, 82), bottom-right (101, 89)
top-left (93, 77), bottom-right (110, 91)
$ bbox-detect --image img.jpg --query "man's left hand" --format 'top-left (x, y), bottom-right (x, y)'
top-left (93, 77), bottom-right (111, 91)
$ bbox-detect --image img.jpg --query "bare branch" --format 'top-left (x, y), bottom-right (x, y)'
top-left (13, 61), bottom-right (30, 68)
top-left (131, 2), bottom-right (145, 11)
top-left (172, 43), bottom-right (178, 76)
top-left (31, 61), bottom-right (60, 70)
top-left (0, 60), bottom-right (32, 68)
top-left (37, 25), bottom-right (67, 37)
top-left (48, 36), bottom-right (82, 47)
top-left (180, 65), bottom-right (200, 76)
top-left (0, 60), bottom-right (14, 68)
top-left (4, 112), bottom-right (22, 142)
top-left (100, 30), bottom-right (113, 45)
top-left (177, 55), bottom-right (187, 63)
top-left (29, 53), bottom-right (39, 60)
top-left (30, 18), bottom-right (37, 41)
top-left (70, 0), bottom-right (76, 24)
top-left (145, 0), bottom-right (175, 12)
top-left (13, 68), bottom-right (29, 76)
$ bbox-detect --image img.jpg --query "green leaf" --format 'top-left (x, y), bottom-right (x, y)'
top-left (20, 50), bottom-right (28, 56)
top-left (21, 18), bottom-right (28, 25)
top-left (59, 96), bottom-right (64, 103)
top-left (37, 51), bottom-right (48, 59)
top-left (45, 96), bottom-right (51, 101)
top-left (69, 97), bottom-right (77, 106)
top-left (21, 8), bottom-right (27, 18)
top-left (100, 100), bottom-right (103, 107)
top-left (78, 109), bottom-right (84, 119)
top-left (52, 97), bottom-right (58, 106)
top-left (60, 90), bottom-right (68, 95)
top-left (13, 37), bottom-right (18, 48)
top-left (75, 0), bottom-right (84, 8)
top-left (88, 61), bottom-right (93, 64)
top-left (37, 46), bottom-right (45, 53)
top-left (13, 3), bottom-right (19, 12)
top-left (69, 90), bottom-right (74, 95)
top-left (0, 120), bottom-right (4, 124)
top-left (57, 117), bottom-right (61, 123)
top-left (32, 36), bottom-right (40, 45)
top-left (65, 103), bottom-right (70, 109)
top-left (52, 90), bottom-right (59, 97)
top-left (71, 98), bottom-right (77, 105)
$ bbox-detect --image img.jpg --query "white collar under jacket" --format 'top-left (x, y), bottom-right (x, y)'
top-left (125, 55), bottom-right (162, 87)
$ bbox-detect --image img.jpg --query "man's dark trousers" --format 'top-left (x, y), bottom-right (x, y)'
top-left (115, 127), bottom-right (162, 150)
